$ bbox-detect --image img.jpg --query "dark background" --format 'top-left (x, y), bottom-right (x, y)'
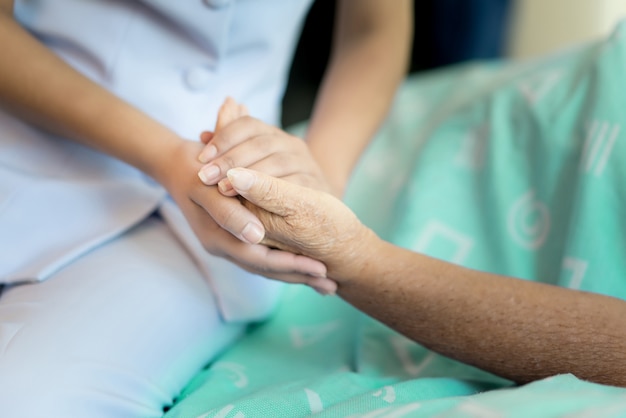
top-left (281, 0), bottom-right (513, 127)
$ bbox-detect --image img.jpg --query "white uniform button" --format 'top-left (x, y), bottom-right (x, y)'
top-left (203, 0), bottom-right (231, 8)
top-left (184, 66), bottom-right (213, 91)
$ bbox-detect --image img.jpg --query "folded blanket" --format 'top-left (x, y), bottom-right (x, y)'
top-left (165, 21), bottom-right (626, 418)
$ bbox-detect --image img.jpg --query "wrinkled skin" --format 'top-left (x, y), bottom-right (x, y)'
top-left (227, 167), bottom-right (378, 284)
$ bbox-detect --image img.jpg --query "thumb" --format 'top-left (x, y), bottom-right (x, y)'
top-left (227, 168), bottom-right (301, 216)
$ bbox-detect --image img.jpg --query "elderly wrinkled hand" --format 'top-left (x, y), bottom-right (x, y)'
top-left (227, 167), bottom-right (377, 284)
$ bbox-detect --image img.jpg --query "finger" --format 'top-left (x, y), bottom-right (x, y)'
top-left (209, 229), bottom-right (329, 280)
top-left (279, 172), bottom-right (331, 193)
top-left (197, 134), bottom-right (295, 185)
top-left (198, 205), bottom-right (336, 292)
top-left (238, 103), bottom-right (249, 117)
top-left (308, 277), bottom-right (338, 296)
top-left (227, 168), bottom-right (313, 216)
top-left (199, 116), bottom-right (275, 164)
top-left (193, 186), bottom-right (266, 244)
top-left (262, 271), bottom-right (337, 296)
top-left (214, 96), bottom-right (240, 132)
top-left (236, 243), bottom-right (329, 281)
top-left (217, 178), bottom-right (238, 196)
top-left (217, 161), bottom-right (325, 196)
top-left (234, 152), bottom-right (316, 181)
top-left (198, 98), bottom-right (242, 163)
top-left (199, 130), bottom-right (214, 145)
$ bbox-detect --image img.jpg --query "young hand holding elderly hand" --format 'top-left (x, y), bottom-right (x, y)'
top-left (224, 166), bottom-right (626, 388)
top-left (195, 98), bottom-right (339, 294)
top-left (197, 98), bottom-right (334, 197)
top-left (203, 102), bottom-right (626, 387)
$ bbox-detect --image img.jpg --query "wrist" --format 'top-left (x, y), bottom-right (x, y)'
top-left (331, 225), bottom-right (383, 284)
top-left (325, 174), bottom-right (348, 198)
top-left (307, 144), bottom-right (349, 198)
top-left (143, 135), bottom-right (192, 189)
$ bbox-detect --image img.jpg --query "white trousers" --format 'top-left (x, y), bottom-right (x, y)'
top-left (0, 216), bottom-right (245, 417)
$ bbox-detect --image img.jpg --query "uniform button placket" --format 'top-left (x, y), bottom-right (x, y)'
top-left (184, 66), bottom-right (213, 91)
top-left (202, 0), bottom-right (232, 9)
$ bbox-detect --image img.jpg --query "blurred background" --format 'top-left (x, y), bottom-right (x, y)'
top-left (281, 0), bottom-right (626, 127)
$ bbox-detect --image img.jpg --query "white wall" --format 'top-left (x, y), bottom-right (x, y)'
top-left (507, 0), bottom-right (626, 58)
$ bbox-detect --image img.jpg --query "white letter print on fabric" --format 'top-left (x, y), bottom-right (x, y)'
top-left (212, 362), bottom-right (248, 388)
top-left (195, 404), bottom-right (244, 418)
top-left (518, 69), bottom-right (563, 105)
top-left (289, 320), bottom-right (341, 348)
top-left (562, 257), bottom-right (588, 290)
top-left (507, 190), bottom-right (550, 250)
top-left (580, 120), bottom-right (621, 177)
top-left (414, 221), bottom-right (474, 265)
top-left (390, 335), bottom-right (437, 377)
top-left (455, 401), bottom-right (503, 418)
top-left (454, 123), bottom-right (489, 170)
top-left (373, 386), bottom-right (396, 404)
top-left (358, 403), bottom-right (423, 418)
top-left (305, 388), bottom-right (324, 414)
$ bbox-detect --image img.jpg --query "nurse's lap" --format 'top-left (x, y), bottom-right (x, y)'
top-left (0, 216), bottom-right (244, 418)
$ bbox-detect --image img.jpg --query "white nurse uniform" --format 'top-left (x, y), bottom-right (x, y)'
top-left (0, 1), bottom-right (313, 416)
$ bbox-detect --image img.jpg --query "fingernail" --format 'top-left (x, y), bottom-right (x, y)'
top-left (241, 222), bottom-right (264, 244)
top-left (309, 271), bottom-right (327, 279)
top-left (310, 285), bottom-right (335, 296)
top-left (227, 168), bottom-right (254, 191)
top-left (198, 144), bottom-right (217, 163)
top-left (310, 278), bottom-right (337, 296)
top-left (311, 286), bottom-right (329, 296)
top-left (217, 179), bottom-right (233, 194)
top-left (198, 165), bottom-right (220, 185)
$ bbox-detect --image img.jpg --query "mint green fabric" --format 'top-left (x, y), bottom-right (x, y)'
top-left (165, 23), bottom-right (626, 418)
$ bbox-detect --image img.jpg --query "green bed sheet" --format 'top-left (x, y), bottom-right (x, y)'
top-left (164, 22), bottom-right (626, 418)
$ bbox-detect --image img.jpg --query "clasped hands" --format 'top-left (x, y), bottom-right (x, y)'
top-left (166, 98), bottom-right (374, 295)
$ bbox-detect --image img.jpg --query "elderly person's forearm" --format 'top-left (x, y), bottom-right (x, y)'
top-left (340, 241), bottom-right (626, 387)
top-left (228, 167), bottom-right (626, 388)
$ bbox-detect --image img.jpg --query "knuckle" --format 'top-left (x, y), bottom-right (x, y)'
top-left (219, 204), bottom-right (240, 230)
top-left (220, 154), bottom-right (236, 171)
top-left (291, 135), bottom-right (307, 149)
top-left (271, 152), bottom-right (293, 168)
top-left (253, 134), bottom-right (272, 150)
top-left (265, 180), bottom-right (282, 203)
top-left (214, 129), bottom-right (235, 149)
top-left (202, 241), bottom-right (223, 257)
top-left (240, 115), bottom-right (257, 124)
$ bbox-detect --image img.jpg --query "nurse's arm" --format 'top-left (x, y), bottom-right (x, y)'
top-left (0, 1), bottom-right (178, 180)
top-left (0, 1), bottom-right (326, 282)
top-left (229, 167), bottom-right (626, 388)
top-left (306, 0), bottom-right (413, 196)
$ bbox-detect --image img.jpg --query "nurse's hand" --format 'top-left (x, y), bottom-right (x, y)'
top-left (196, 98), bottom-right (334, 197)
top-left (163, 140), bottom-right (335, 292)
top-left (227, 167), bottom-right (377, 284)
